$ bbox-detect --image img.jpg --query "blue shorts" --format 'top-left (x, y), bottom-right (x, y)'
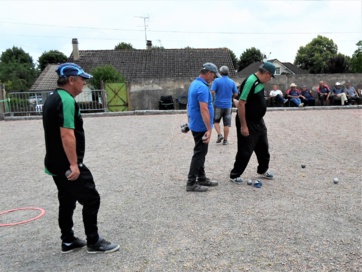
top-left (213, 107), bottom-right (232, 126)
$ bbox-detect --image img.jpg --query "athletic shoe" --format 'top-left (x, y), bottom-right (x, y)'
top-left (230, 177), bottom-right (243, 184)
top-left (197, 178), bottom-right (218, 187)
top-left (186, 184), bottom-right (208, 192)
top-left (216, 134), bottom-right (224, 143)
top-left (261, 171), bottom-right (274, 180)
top-left (87, 237), bottom-right (120, 254)
top-left (223, 140), bottom-right (229, 145)
top-left (61, 237), bottom-right (86, 253)
top-left (299, 103), bottom-right (304, 107)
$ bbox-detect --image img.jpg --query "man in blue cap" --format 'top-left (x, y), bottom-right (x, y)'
top-left (186, 62), bottom-right (220, 192)
top-left (42, 63), bottom-right (120, 253)
top-left (230, 62), bottom-right (276, 184)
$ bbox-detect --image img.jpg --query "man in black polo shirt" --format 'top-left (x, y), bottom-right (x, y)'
top-left (43, 63), bottom-right (119, 254)
top-left (230, 62), bottom-right (275, 184)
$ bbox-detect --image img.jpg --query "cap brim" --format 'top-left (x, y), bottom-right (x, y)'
top-left (79, 72), bottom-right (93, 79)
top-left (215, 72), bottom-right (221, 78)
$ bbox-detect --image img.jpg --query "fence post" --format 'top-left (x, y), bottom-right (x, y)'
top-left (0, 84), bottom-right (5, 120)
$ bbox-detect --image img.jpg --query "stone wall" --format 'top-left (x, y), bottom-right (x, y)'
top-left (129, 78), bottom-right (193, 110)
top-left (128, 74), bottom-right (362, 110)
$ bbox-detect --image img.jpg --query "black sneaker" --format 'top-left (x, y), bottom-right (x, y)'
top-left (87, 237), bottom-right (120, 254)
top-left (61, 237), bottom-right (86, 254)
top-left (186, 184), bottom-right (208, 192)
top-left (216, 134), bottom-right (224, 143)
top-left (197, 178), bottom-right (218, 187)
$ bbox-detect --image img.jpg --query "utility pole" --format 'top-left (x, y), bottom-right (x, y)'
top-left (136, 16), bottom-right (149, 43)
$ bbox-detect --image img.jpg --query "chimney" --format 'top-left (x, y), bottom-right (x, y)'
top-left (72, 38), bottom-right (79, 60)
top-left (146, 40), bottom-right (152, 50)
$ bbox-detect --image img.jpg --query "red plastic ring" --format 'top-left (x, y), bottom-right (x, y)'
top-left (0, 207), bottom-right (46, 227)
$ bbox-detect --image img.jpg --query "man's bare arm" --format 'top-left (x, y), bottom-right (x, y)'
top-left (60, 127), bottom-right (80, 180)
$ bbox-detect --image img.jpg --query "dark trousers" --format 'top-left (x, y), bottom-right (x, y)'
top-left (348, 96), bottom-right (361, 105)
top-left (53, 164), bottom-right (100, 244)
top-left (230, 115), bottom-right (270, 178)
top-left (302, 98), bottom-right (315, 106)
top-left (187, 131), bottom-right (208, 185)
top-left (319, 95), bottom-right (328, 106)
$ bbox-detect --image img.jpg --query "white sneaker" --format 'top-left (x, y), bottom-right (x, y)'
top-left (230, 177), bottom-right (243, 184)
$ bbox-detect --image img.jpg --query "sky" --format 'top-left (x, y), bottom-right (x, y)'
top-left (0, 0), bottom-right (361, 67)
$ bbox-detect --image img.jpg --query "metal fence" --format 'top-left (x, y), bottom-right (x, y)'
top-left (4, 90), bottom-right (107, 116)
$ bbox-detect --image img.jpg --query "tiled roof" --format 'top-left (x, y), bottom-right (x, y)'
top-left (30, 48), bottom-right (235, 91)
top-left (282, 62), bottom-right (309, 74)
top-left (30, 64), bottom-right (59, 91)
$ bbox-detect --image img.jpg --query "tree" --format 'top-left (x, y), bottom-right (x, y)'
top-left (38, 50), bottom-right (67, 71)
top-left (237, 47), bottom-right (263, 72)
top-left (0, 46), bottom-right (37, 92)
top-left (89, 65), bottom-right (125, 89)
top-left (350, 40), bottom-right (362, 73)
top-left (294, 35), bottom-right (338, 74)
top-left (327, 54), bottom-right (350, 73)
top-left (228, 49), bottom-right (238, 71)
top-left (114, 42), bottom-right (134, 50)
top-left (0, 46), bottom-right (34, 65)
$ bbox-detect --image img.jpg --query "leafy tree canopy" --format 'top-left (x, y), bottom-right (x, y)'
top-left (0, 46), bottom-right (34, 65)
top-left (89, 65), bottom-right (125, 89)
top-left (237, 47), bottom-right (263, 72)
top-left (294, 35), bottom-right (338, 74)
top-left (0, 62), bottom-right (37, 91)
top-left (38, 50), bottom-right (67, 71)
top-left (228, 49), bottom-right (238, 71)
top-left (0, 46), bottom-right (37, 92)
top-left (350, 40), bottom-right (362, 73)
top-left (327, 53), bottom-right (350, 73)
top-left (114, 42), bottom-right (134, 50)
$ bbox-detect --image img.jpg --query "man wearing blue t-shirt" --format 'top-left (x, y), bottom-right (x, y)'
top-left (186, 62), bottom-right (220, 192)
top-left (211, 66), bottom-right (238, 145)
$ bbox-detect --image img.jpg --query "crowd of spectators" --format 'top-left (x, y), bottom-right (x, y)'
top-left (266, 81), bottom-right (361, 107)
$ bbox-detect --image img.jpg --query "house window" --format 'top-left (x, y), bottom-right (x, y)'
top-left (275, 67), bottom-right (281, 75)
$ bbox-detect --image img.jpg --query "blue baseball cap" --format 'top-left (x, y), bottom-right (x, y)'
top-left (56, 62), bottom-right (93, 79)
top-left (202, 62), bottom-right (221, 78)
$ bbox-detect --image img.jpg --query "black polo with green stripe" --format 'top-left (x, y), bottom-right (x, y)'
top-left (42, 89), bottom-right (85, 176)
top-left (239, 74), bottom-right (267, 122)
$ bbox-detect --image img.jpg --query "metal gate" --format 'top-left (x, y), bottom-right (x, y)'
top-left (105, 83), bottom-right (128, 112)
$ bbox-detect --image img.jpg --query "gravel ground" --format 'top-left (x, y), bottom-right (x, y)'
top-left (0, 108), bottom-right (361, 272)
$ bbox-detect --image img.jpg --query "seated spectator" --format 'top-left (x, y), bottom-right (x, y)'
top-left (286, 83), bottom-right (304, 107)
top-left (269, 85), bottom-right (288, 106)
top-left (300, 85), bottom-right (315, 106)
top-left (316, 81), bottom-right (330, 106)
top-left (344, 81), bottom-right (361, 105)
top-left (328, 82), bottom-right (348, 105)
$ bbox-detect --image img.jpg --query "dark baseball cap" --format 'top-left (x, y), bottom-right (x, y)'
top-left (56, 62), bottom-right (93, 79)
top-left (260, 62), bottom-right (276, 78)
